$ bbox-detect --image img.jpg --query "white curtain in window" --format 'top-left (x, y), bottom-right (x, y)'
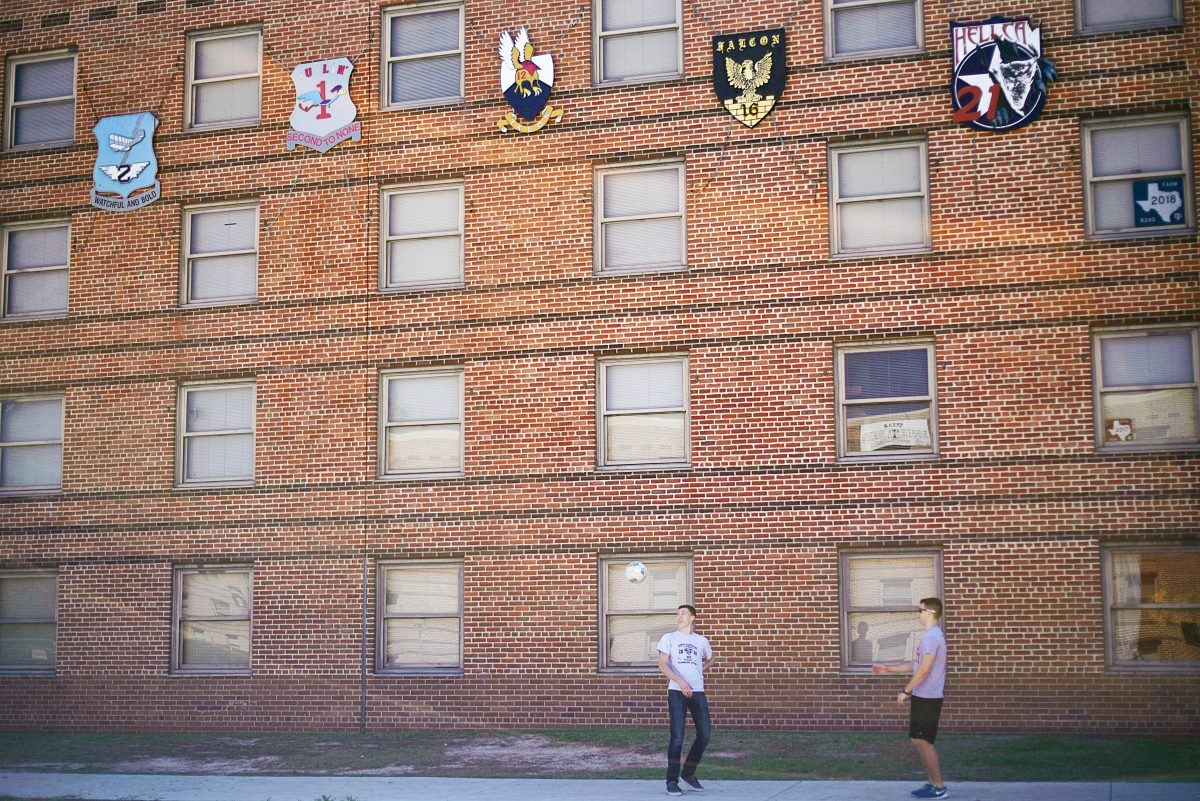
top-left (1101, 332), bottom-right (1194, 387)
top-left (0, 575), bottom-right (55, 618)
top-left (606, 412), bottom-right (687, 462)
top-left (602, 0), bottom-right (677, 30)
top-left (604, 169), bottom-right (679, 217)
top-left (390, 56), bottom-right (461, 104)
top-left (387, 239), bottom-right (461, 286)
top-left (191, 208), bottom-right (255, 254)
top-left (193, 78), bottom-right (259, 125)
top-left (391, 9), bottom-right (459, 56)
top-left (181, 572), bottom-right (249, 618)
top-left (601, 30), bottom-right (679, 81)
top-left (385, 425), bottom-right (461, 472)
top-left (181, 620), bottom-right (250, 666)
top-left (388, 374), bottom-right (460, 422)
top-left (604, 218), bottom-right (682, 270)
top-left (7, 270), bottom-right (68, 315)
top-left (1, 446), bottom-right (61, 488)
top-left (14, 58), bottom-right (73, 102)
top-left (7, 226), bottom-right (68, 269)
top-left (186, 386), bottom-right (253, 433)
top-left (607, 613), bottom-right (677, 663)
top-left (839, 197), bottom-right (925, 250)
top-left (1, 398), bottom-right (61, 442)
top-left (838, 147), bottom-right (922, 198)
top-left (1083, 0), bottom-right (1177, 29)
top-left (189, 254), bottom-right (256, 302)
top-left (606, 360), bottom-right (685, 411)
top-left (1091, 123), bottom-right (1181, 177)
top-left (1101, 388), bottom-right (1197, 444)
top-left (607, 562), bottom-right (685, 611)
top-left (833, 1), bottom-right (918, 55)
top-left (13, 103), bottom-right (74, 147)
top-left (194, 34), bottom-right (259, 80)
top-left (185, 433), bottom-right (253, 480)
top-left (0, 622), bottom-right (55, 666)
top-left (389, 190), bottom-right (459, 236)
top-left (385, 567), bottom-right (460, 614)
top-left (385, 618), bottom-right (460, 666)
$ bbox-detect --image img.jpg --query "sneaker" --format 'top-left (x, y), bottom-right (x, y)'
top-left (666, 781), bottom-right (683, 796)
top-left (911, 785), bottom-right (948, 799)
top-left (910, 785), bottom-right (933, 797)
top-left (680, 774), bottom-right (705, 791)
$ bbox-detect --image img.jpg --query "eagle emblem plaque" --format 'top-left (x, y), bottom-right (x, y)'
top-left (287, 57), bottom-right (360, 152)
top-left (497, 28), bottom-right (562, 133)
top-left (950, 17), bottom-right (1056, 133)
top-left (91, 111), bottom-right (160, 212)
top-left (712, 29), bottom-right (786, 128)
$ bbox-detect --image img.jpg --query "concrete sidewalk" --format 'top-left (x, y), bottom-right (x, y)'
top-left (1, 774), bottom-right (1198, 801)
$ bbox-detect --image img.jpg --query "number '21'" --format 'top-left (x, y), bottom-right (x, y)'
top-left (953, 84), bottom-right (1001, 123)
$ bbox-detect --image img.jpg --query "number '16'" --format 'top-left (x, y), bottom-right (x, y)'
top-left (953, 84), bottom-right (1001, 123)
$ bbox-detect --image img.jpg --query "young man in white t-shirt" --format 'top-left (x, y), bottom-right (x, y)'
top-left (657, 604), bottom-right (713, 796)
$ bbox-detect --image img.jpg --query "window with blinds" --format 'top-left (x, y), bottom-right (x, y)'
top-left (173, 567), bottom-right (252, 673)
top-left (377, 561), bottom-right (463, 673)
top-left (836, 341), bottom-right (936, 459)
top-left (1077, 0), bottom-right (1181, 33)
top-left (825, 0), bottom-right (922, 59)
top-left (0, 571), bottom-right (57, 673)
top-left (1083, 116), bottom-right (1193, 237)
top-left (598, 355), bottom-right (689, 469)
top-left (4, 52), bottom-right (75, 150)
top-left (600, 555), bottom-right (690, 669)
top-left (183, 205), bottom-right (258, 306)
top-left (595, 162), bottom-right (685, 274)
top-left (1092, 327), bottom-right (1199, 451)
top-left (384, 2), bottom-right (463, 106)
top-left (1103, 546), bottom-right (1200, 671)
top-left (381, 183), bottom-right (463, 290)
top-left (2, 222), bottom-right (68, 319)
top-left (380, 369), bottom-right (464, 478)
top-left (177, 382), bottom-right (255, 486)
top-left (594, 0), bottom-right (682, 83)
top-left (186, 29), bottom-right (261, 129)
top-left (0, 396), bottom-right (63, 493)
top-left (840, 551), bottom-right (941, 670)
top-left (830, 140), bottom-right (929, 256)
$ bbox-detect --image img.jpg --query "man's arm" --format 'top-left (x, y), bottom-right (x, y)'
top-left (884, 652), bottom-right (935, 706)
top-left (659, 650), bottom-right (693, 697)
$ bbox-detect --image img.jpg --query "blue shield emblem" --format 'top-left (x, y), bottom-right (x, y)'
top-left (497, 29), bottom-right (562, 133)
top-left (92, 111), bottom-right (160, 211)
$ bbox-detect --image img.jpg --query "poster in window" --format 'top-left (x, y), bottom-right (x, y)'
top-left (1133, 178), bottom-right (1185, 228)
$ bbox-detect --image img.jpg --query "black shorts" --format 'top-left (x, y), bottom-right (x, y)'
top-left (908, 695), bottom-right (944, 743)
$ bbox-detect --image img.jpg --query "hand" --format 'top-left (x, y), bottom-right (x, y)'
top-left (679, 681), bottom-right (693, 698)
top-left (872, 664), bottom-right (888, 675)
top-left (896, 691), bottom-right (910, 707)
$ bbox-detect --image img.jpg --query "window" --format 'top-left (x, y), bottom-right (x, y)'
top-left (4, 51), bottom-right (75, 150)
top-left (594, 0), bottom-right (682, 84)
top-left (182, 204), bottom-right (258, 306)
top-left (836, 341), bottom-right (937, 459)
top-left (830, 140), bottom-right (930, 255)
top-left (598, 355), bottom-right (689, 469)
top-left (1092, 327), bottom-right (1199, 451)
top-left (176, 381), bottom-right (255, 486)
top-left (600, 555), bottom-right (691, 670)
top-left (1082, 116), bottom-right (1193, 237)
top-left (379, 369), bottom-right (463, 478)
top-left (381, 183), bottom-right (463, 290)
top-left (0, 571), bottom-right (56, 673)
top-left (185, 28), bottom-right (261, 129)
top-left (1077, 0), bottom-right (1181, 33)
top-left (377, 561), bottom-right (463, 673)
top-left (595, 162), bottom-right (685, 275)
top-left (2, 222), bottom-right (68, 318)
top-left (383, 2), bottom-right (463, 107)
top-left (0, 396), bottom-right (63, 493)
top-left (840, 551), bottom-right (941, 671)
top-left (826, 0), bottom-right (922, 59)
top-left (172, 566), bottom-right (252, 673)
top-left (1103, 546), bottom-right (1200, 671)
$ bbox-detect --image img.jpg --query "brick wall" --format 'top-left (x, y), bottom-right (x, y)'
top-left (0, 0), bottom-right (1197, 734)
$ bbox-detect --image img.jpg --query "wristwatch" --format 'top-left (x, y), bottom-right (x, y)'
top-left (901, 689), bottom-right (912, 695)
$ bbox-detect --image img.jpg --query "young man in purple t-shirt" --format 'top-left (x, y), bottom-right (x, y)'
top-left (874, 597), bottom-right (948, 799)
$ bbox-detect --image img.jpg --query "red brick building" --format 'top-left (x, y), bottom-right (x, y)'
top-left (0, 0), bottom-right (1196, 734)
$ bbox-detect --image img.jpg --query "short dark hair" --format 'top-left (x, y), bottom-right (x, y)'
top-left (920, 597), bottom-right (943, 621)
top-left (678, 604), bottom-right (697, 616)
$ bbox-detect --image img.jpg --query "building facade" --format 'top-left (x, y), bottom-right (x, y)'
top-left (0, 0), bottom-right (1197, 734)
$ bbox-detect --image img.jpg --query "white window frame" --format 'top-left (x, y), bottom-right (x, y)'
top-left (596, 353), bottom-right (691, 470)
top-left (1102, 544), bottom-right (1200, 674)
top-left (839, 550), bottom-right (942, 672)
top-left (594, 161), bottom-right (687, 275)
top-left (181, 202), bottom-right (259, 307)
top-left (1075, 0), bottom-right (1183, 34)
top-left (376, 560), bottom-right (464, 675)
top-left (598, 553), bottom-right (693, 672)
top-left (4, 50), bottom-right (76, 151)
top-left (1, 220), bottom-right (69, 320)
top-left (0, 394), bottom-right (64, 494)
top-left (593, 0), bottom-right (683, 85)
top-left (382, 1), bottom-right (464, 109)
top-left (379, 182), bottom-right (464, 291)
top-left (175, 380), bottom-right (256, 488)
top-left (835, 340), bottom-right (938, 461)
top-left (824, 0), bottom-right (924, 61)
top-left (378, 368), bottom-right (465, 480)
top-left (1091, 325), bottom-right (1200, 453)
top-left (0, 569), bottom-right (57, 674)
top-left (171, 565), bottom-right (253, 675)
top-left (184, 27), bottom-right (262, 131)
top-left (829, 139), bottom-right (930, 257)
top-left (1081, 115), bottom-right (1194, 239)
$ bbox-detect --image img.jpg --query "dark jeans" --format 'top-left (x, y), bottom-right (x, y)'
top-left (666, 689), bottom-right (711, 782)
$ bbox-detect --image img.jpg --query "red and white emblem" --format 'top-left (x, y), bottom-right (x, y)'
top-left (287, 57), bottom-right (361, 152)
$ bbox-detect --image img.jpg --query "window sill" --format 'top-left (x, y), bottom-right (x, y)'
top-left (377, 472), bottom-right (465, 482)
top-left (173, 480), bottom-right (255, 490)
top-left (3, 139), bottom-right (75, 154)
top-left (184, 119), bottom-right (261, 134)
top-left (384, 97), bottom-right (464, 111)
top-left (374, 668), bottom-right (464, 677)
top-left (1096, 443), bottom-right (1199, 455)
top-left (825, 46), bottom-right (925, 64)
top-left (380, 282), bottom-right (464, 294)
top-left (181, 298), bottom-right (258, 309)
top-left (595, 463), bottom-right (691, 473)
top-left (171, 669), bottom-right (252, 677)
top-left (837, 453), bottom-right (939, 465)
top-left (1, 311), bottom-right (67, 323)
top-left (595, 263), bottom-right (687, 277)
top-left (1085, 227), bottom-right (1194, 242)
top-left (829, 245), bottom-right (932, 260)
top-left (0, 487), bottom-right (63, 497)
top-left (598, 666), bottom-right (659, 676)
top-left (0, 668), bottom-right (56, 676)
top-left (594, 73), bottom-right (683, 89)
top-left (1105, 664), bottom-right (1200, 675)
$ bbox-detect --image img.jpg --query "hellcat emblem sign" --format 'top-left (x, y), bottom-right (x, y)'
top-left (712, 29), bottom-right (786, 128)
top-left (91, 111), bottom-right (160, 211)
top-left (950, 17), bottom-right (1056, 133)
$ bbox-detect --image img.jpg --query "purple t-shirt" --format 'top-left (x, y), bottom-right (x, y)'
top-left (911, 625), bottom-right (946, 699)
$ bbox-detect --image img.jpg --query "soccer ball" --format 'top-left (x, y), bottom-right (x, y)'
top-left (625, 560), bottom-right (648, 583)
